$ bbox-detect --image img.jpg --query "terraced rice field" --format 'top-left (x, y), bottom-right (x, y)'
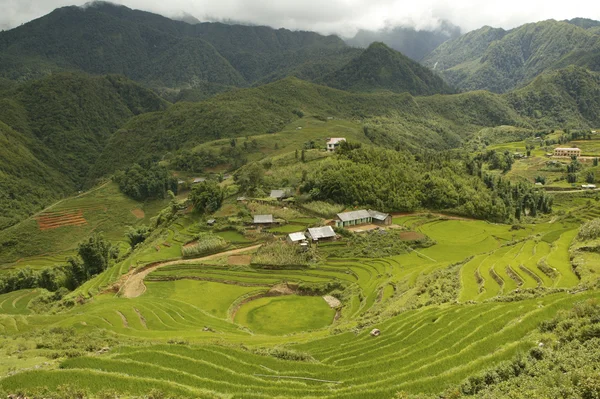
top-left (0, 211), bottom-right (592, 398)
top-left (1, 291), bottom-right (595, 398)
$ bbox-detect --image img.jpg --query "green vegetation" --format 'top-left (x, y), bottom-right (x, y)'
top-left (113, 163), bottom-right (178, 201)
top-left (318, 42), bottom-right (453, 95)
top-left (180, 233), bottom-right (227, 258)
top-left (235, 295), bottom-right (335, 335)
top-left (424, 20), bottom-right (600, 93)
top-left (189, 181), bottom-right (224, 213)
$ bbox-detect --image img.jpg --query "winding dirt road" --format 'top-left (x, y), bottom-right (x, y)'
top-left (119, 244), bottom-right (262, 298)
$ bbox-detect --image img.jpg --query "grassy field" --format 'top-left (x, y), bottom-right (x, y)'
top-left (0, 182), bottom-right (170, 272)
top-left (235, 295), bottom-right (335, 335)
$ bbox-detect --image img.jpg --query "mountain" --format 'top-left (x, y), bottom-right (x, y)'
top-left (0, 2), bottom-right (351, 90)
top-left (318, 42), bottom-right (454, 95)
top-left (346, 21), bottom-right (461, 61)
top-left (91, 76), bottom-right (528, 177)
top-left (506, 66), bottom-right (600, 128)
top-left (423, 20), bottom-right (600, 93)
top-left (0, 72), bottom-right (167, 228)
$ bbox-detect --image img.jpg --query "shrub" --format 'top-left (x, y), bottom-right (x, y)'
top-left (578, 219), bottom-right (600, 241)
top-left (181, 233), bottom-right (227, 258)
top-left (251, 241), bottom-right (317, 266)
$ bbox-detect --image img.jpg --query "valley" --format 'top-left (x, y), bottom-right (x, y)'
top-left (0, 3), bottom-right (600, 399)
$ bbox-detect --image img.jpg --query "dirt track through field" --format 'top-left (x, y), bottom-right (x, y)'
top-left (119, 245), bottom-right (262, 298)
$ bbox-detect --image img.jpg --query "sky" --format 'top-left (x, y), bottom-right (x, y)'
top-left (1, 0), bottom-right (600, 36)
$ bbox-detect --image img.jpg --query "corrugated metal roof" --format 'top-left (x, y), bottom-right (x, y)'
top-left (368, 210), bottom-right (389, 221)
top-left (308, 226), bottom-right (336, 240)
top-left (337, 210), bottom-right (371, 222)
top-left (254, 214), bottom-right (274, 224)
top-left (192, 177), bottom-right (206, 183)
top-left (288, 232), bottom-right (306, 242)
top-left (554, 148), bottom-right (580, 151)
top-left (270, 190), bottom-right (285, 198)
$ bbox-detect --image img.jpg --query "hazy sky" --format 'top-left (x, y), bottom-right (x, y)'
top-left (2, 0), bottom-right (600, 36)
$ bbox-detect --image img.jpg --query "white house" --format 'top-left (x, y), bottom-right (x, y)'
top-left (326, 138), bottom-right (346, 152)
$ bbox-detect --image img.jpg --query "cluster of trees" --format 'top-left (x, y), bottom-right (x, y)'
top-left (171, 147), bottom-right (248, 172)
top-left (300, 145), bottom-right (551, 222)
top-left (0, 234), bottom-right (118, 295)
top-left (189, 181), bottom-right (224, 213)
top-left (113, 163), bottom-right (178, 201)
top-left (480, 150), bottom-right (514, 172)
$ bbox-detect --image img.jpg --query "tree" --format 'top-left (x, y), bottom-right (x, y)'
top-left (594, 158), bottom-right (599, 167)
top-left (301, 149), bottom-right (306, 163)
top-left (76, 234), bottom-right (118, 278)
top-left (235, 162), bottom-right (264, 194)
top-left (586, 172), bottom-right (596, 184)
top-left (127, 225), bottom-right (151, 248)
top-left (190, 181), bottom-right (224, 213)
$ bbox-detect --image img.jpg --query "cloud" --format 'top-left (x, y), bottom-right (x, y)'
top-left (1, 0), bottom-right (600, 36)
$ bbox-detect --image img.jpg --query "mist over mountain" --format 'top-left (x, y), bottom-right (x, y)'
top-left (345, 21), bottom-right (461, 61)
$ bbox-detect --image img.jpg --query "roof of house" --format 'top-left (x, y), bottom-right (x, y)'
top-left (253, 214), bottom-right (274, 224)
top-left (337, 210), bottom-right (372, 222)
top-left (307, 226), bottom-right (336, 240)
top-left (207, 219), bottom-right (216, 224)
top-left (192, 177), bottom-right (206, 183)
top-left (582, 184), bottom-right (597, 188)
top-left (288, 232), bottom-right (307, 242)
top-left (270, 190), bottom-right (285, 199)
top-left (237, 196), bottom-right (247, 201)
top-left (327, 137), bottom-right (346, 145)
top-left (368, 209), bottom-right (389, 221)
top-left (554, 147), bottom-right (581, 151)
top-left (177, 180), bottom-right (185, 184)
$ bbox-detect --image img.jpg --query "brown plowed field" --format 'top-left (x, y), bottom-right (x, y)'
top-left (36, 210), bottom-right (87, 230)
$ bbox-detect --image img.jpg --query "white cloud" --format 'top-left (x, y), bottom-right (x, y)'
top-left (1, 0), bottom-right (600, 35)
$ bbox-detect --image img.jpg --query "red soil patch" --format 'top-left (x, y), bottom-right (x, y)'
top-left (398, 231), bottom-right (426, 241)
top-left (228, 255), bottom-right (251, 265)
top-left (131, 208), bottom-right (145, 219)
top-left (36, 210), bottom-right (87, 230)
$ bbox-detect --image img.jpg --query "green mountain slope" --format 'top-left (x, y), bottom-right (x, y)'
top-left (506, 66), bottom-right (600, 127)
top-left (423, 20), bottom-right (600, 93)
top-left (0, 2), bottom-right (351, 90)
top-left (319, 42), bottom-right (454, 95)
top-left (0, 121), bottom-right (71, 229)
top-left (91, 76), bottom-right (527, 176)
top-left (0, 73), bottom-right (167, 228)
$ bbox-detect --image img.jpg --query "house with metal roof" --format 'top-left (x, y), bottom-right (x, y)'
top-left (287, 232), bottom-right (307, 244)
top-left (270, 190), bottom-right (286, 200)
top-left (192, 177), bottom-right (206, 184)
top-left (307, 226), bottom-right (336, 241)
top-left (334, 209), bottom-right (390, 228)
top-left (253, 214), bottom-right (275, 225)
top-left (335, 210), bottom-right (372, 228)
top-left (368, 210), bottom-right (392, 225)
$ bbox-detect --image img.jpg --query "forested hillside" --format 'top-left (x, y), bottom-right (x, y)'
top-left (318, 42), bottom-right (454, 95)
top-left (0, 2), bottom-right (354, 90)
top-left (423, 19), bottom-right (600, 93)
top-left (0, 72), bottom-right (166, 228)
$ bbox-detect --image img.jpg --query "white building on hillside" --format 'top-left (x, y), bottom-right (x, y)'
top-left (326, 138), bottom-right (346, 152)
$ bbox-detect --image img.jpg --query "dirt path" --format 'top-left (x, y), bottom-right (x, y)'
top-left (119, 244), bottom-right (262, 298)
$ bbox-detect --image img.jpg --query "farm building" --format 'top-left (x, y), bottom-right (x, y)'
top-left (334, 209), bottom-right (390, 228)
top-left (287, 232), bottom-right (307, 244)
top-left (369, 210), bottom-right (392, 225)
top-left (326, 138), bottom-right (346, 152)
top-left (307, 226), bottom-right (336, 242)
top-left (253, 215), bottom-right (275, 225)
top-left (553, 148), bottom-right (581, 157)
top-left (192, 177), bottom-right (206, 184)
top-left (270, 190), bottom-right (289, 200)
top-left (207, 219), bottom-right (216, 226)
top-left (582, 184), bottom-right (597, 189)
